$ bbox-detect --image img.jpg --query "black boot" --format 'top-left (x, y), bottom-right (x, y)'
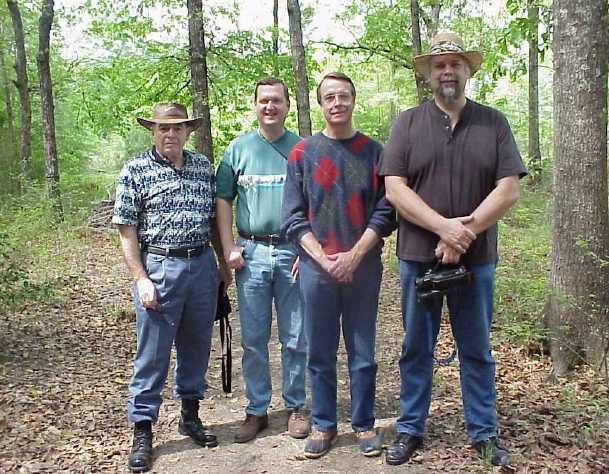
top-left (128, 421), bottom-right (153, 473)
top-left (178, 399), bottom-right (218, 448)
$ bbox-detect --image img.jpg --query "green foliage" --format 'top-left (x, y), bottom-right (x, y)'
top-left (0, 230), bottom-right (56, 309)
top-left (495, 185), bottom-right (552, 347)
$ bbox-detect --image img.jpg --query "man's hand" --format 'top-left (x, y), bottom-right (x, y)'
top-left (223, 243), bottom-right (245, 270)
top-left (435, 240), bottom-right (461, 265)
top-left (326, 251), bottom-right (360, 283)
top-left (136, 276), bottom-right (160, 310)
top-left (437, 216), bottom-right (476, 253)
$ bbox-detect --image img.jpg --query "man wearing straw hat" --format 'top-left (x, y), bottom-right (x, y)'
top-left (379, 33), bottom-right (527, 466)
top-left (113, 102), bottom-right (230, 472)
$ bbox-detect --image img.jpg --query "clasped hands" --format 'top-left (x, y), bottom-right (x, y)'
top-left (321, 251), bottom-right (359, 283)
top-left (435, 215), bottom-right (477, 264)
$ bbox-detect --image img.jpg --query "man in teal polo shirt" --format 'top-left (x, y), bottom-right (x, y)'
top-left (216, 77), bottom-right (309, 443)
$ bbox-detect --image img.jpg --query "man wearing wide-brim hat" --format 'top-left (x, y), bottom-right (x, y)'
top-left (113, 102), bottom-right (230, 472)
top-left (380, 32), bottom-right (528, 467)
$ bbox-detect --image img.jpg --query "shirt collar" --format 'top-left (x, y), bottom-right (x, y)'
top-left (150, 146), bottom-right (189, 167)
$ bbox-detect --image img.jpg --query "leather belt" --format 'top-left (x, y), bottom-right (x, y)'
top-left (238, 231), bottom-right (285, 245)
top-left (141, 243), bottom-right (208, 258)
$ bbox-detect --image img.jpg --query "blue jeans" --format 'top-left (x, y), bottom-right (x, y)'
top-left (396, 260), bottom-right (497, 442)
top-left (235, 237), bottom-right (306, 416)
top-left (299, 253), bottom-right (382, 432)
top-left (127, 247), bottom-right (219, 423)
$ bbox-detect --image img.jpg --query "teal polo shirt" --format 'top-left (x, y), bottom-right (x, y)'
top-left (216, 129), bottom-right (301, 235)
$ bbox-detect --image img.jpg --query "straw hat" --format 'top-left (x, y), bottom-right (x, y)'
top-left (413, 32), bottom-right (483, 76)
top-left (137, 102), bottom-right (203, 129)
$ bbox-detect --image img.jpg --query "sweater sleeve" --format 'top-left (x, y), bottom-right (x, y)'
top-left (367, 150), bottom-right (397, 238)
top-left (280, 141), bottom-right (311, 243)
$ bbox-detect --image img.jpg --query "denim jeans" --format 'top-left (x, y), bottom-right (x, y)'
top-left (299, 253), bottom-right (382, 432)
top-left (127, 247), bottom-right (219, 423)
top-left (396, 260), bottom-right (497, 442)
top-left (235, 237), bottom-right (306, 416)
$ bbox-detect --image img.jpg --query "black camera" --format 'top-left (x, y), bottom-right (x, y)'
top-left (415, 263), bottom-right (473, 303)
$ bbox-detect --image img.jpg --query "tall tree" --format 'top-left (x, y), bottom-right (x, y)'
top-left (6, 0), bottom-right (31, 180)
top-left (37, 0), bottom-right (62, 215)
top-left (187, 0), bottom-right (213, 159)
top-left (287, 0), bottom-right (311, 137)
top-left (546, 0), bottom-right (609, 375)
top-left (527, 0), bottom-right (542, 182)
top-left (0, 40), bottom-right (16, 149)
top-left (410, 0), bottom-right (427, 104)
top-left (272, 0), bottom-right (279, 76)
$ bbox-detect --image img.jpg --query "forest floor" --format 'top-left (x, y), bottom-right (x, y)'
top-left (1, 231), bottom-right (608, 473)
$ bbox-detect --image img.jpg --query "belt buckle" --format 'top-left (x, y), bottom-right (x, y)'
top-left (269, 235), bottom-right (280, 245)
top-left (187, 248), bottom-right (196, 258)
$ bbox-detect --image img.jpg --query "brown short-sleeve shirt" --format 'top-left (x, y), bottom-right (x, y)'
top-left (379, 99), bottom-right (527, 264)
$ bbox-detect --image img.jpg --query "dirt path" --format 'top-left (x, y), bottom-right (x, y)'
top-left (0, 232), bottom-right (608, 473)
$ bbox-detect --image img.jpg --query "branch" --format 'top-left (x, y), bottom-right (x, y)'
top-left (313, 40), bottom-right (412, 69)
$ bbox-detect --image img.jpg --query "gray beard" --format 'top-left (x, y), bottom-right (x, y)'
top-left (438, 84), bottom-right (459, 103)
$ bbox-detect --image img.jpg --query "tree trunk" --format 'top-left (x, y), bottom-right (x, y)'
top-left (527, 0), bottom-right (542, 183)
top-left (429, 1), bottom-right (441, 39)
top-left (272, 0), bottom-right (279, 76)
top-left (187, 0), bottom-right (213, 160)
top-left (410, 0), bottom-right (427, 104)
top-left (7, 0), bottom-right (32, 182)
top-left (37, 0), bottom-right (62, 217)
top-left (547, 0), bottom-right (609, 375)
top-left (0, 46), bottom-right (16, 151)
top-left (287, 0), bottom-right (312, 137)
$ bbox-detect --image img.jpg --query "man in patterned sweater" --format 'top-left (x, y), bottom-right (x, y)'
top-left (113, 103), bottom-right (230, 472)
top-left (281, 72), bottom-right (395, 459)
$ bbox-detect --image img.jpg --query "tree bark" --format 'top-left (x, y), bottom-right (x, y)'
top-left (7, 0), bottom-right (32, 181)
top-left (37, 0), bottom-right (62, 216)
top-left (272, 0), bottom-right (279, 76)
top-left (287, 0), bottom-right (312, 137)
top-left (0, 45), bottom-right (16, 151)
top-left (187, 0), bottom-right (213, 160)
top-left (527, 0), bottom-right (542, 182)
top-left (547, 0), bottom-right (609, 375)
top-left (410, 0), bottom-right (427, 104)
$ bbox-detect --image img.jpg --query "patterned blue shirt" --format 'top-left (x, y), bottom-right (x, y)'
top-left (112, 147), bottom-right (215, 247)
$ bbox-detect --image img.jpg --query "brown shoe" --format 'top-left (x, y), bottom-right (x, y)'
top-left (234, 413), bottom-right (268, 443)
top-left (304, 429), bottom-right (338, 459)
top-left (287, 408), bottom-right (310, 439)
top-left (356, 429), bottom-right (381, 457)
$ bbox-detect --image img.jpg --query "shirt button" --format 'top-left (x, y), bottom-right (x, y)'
top-left (444, 115), bottom-right (448, 119)
top-left (445, 125), bottom-right (450, 129)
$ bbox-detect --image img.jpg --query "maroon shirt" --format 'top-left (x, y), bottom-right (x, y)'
top-left (379, 99), bottom-right (527, 264)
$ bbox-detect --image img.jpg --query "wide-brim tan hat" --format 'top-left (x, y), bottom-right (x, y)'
top-left (137, 102), bottom-right (203, 130)
top-left (413, 32), bottom-right (483, 76)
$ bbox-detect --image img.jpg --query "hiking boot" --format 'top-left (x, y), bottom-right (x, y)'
top-left (234, 413), bottom-right (268, 443)
top-left (385, 433), bottom-right (423, 465)
top-left (128, 421), bottom-right (153, 473)
top-left (304, 429), bottom-right (338, 459)
top-left (179, 399), bottom-right (218, 447)
top-left (473, 437), bottom-right (510, 466)
top-left (356, 429), bottom-right (382, 457)
top-left (287, 408), bottom-right (310, 439)
top-left (178, 418), bottom-right (218, 447)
